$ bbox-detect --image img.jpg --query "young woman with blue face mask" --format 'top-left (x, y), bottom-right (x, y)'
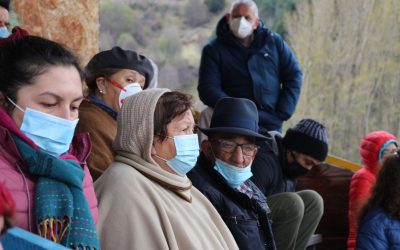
top-left (0, 36), bottom-right (99, 249)
top-left (75, 47), bottom-right (155, 180)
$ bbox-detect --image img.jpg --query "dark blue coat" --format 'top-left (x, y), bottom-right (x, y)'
top-left (198, 17), bottom-right (303, 131)
top-left (356, 209), bottom-right (400, 250)
top-left (188, 153), bottom-right (276, 250)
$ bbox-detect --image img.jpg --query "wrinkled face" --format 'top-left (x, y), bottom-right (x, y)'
top-left (290, 151), bottom-right (322, 170)
top-left (0, 6), bottom-right (9, 28)
top-left (379, 142), bottom-right (398, 166)
top-left (96, 69), bottom-right (146, 112)
top-left (152, 109), bottom-right (195, 172)
top-left (228, 4), bottom-right (260, 31)
top-left (10, 65), bottom-right (84, 128)
top-left (206, 134), bottom-right (257, 168)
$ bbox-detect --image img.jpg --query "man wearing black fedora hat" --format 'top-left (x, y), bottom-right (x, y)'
top-left (188, 97), bottom-right (276, 250)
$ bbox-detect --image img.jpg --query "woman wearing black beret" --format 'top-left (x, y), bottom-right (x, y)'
top-left (75, 47), bottom-right (156, 180)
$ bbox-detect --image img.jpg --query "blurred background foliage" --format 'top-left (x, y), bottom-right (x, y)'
top-left (100, 0), bottom-right (400, 163)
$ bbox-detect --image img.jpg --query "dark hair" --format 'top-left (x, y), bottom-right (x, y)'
top-left (0, 35), bottom-right (84, 103)
top-left (359, 155), bottom-right (400, 223)
top-left (85, 67), bottom-right (121, 95)
top-left (154, 91), bottom-right (193, 140)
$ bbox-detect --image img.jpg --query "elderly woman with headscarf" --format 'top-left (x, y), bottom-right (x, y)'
top-left (95, 89), bottom-right (238, 250)
top-left (75, 47), bottom-right (156, 180)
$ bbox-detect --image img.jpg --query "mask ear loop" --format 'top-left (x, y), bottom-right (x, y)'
top-left (6, 97), bottom-right (24, 112)
top-left (207, 140), bottom-right (217, 162)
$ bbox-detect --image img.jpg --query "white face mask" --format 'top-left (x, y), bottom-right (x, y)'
top-left (119, 83), bottom-right (142, 108)
top-left (230, 16), bottom-right (254, 39)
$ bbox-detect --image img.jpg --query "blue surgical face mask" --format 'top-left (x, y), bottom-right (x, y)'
top-left (7, 97), bottom-right (79, 156)
top-left (214, 158), bottom-right (253, 188)
top-left (0, 26), bottom-right (9, 38)
top-left (155, 134), bottom-right (200, 176)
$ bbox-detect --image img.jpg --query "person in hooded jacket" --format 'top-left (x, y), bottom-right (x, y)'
top-left (355, 154), bottom-right (400, 250)
top-left (347, 131), bottom-right (398, 250)
top-left (197, 0), bottom-right (302, 132)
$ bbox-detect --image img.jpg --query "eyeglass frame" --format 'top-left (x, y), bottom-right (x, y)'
top-left (103, 76), bottom-right (127, 92)
top-left (211, 138), bottom-right (259, 157)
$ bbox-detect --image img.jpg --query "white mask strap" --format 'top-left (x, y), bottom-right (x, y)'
top-left (6, 97), bottom-right (24, 112)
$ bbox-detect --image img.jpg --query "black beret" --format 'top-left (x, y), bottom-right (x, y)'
top-left (0, 0), bottom-right (9, 11)
top-left (86, 46), bottom-right (154, 88)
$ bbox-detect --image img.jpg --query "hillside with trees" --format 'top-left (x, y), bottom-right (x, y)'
top-left (100, 0), bottom-right (400, 163)
top-left (285, 0), bottom-right (400, 162)
top-left (99, 0), bottom-right (292, 103)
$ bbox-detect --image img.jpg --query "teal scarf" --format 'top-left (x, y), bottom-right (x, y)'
top-left (12, 135), bottom-right (100, 250)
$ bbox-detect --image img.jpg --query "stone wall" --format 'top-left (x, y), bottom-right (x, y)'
top-left (13, 0), bottom-right (99, 65)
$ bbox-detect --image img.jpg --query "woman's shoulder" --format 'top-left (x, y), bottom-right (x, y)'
top-left (78, 102), bottom-right (113, 122)
top-left (361, 209), bottom-right (393, 228)
top-left (95, 162), bottom-right (146, 191)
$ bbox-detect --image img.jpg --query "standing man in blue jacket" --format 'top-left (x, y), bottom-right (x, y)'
top-left (198, 0), bottom-right (302, 132)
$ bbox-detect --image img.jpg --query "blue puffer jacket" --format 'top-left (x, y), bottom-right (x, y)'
top-left (188, 153), bottom-right (276, 250)
top-left (198, 17), bottom-right (303, 131)
top-left (356, 209), bottom-right (400, 250)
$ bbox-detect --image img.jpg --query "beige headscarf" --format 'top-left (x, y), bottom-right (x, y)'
top-left (112, 88), bottom-right (193, 200)
top-left (113, 88), bottom-right (168, 164)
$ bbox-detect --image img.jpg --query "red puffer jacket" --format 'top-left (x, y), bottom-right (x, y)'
top-left (0, 108), bottom-right (98, 232)
top-left (347, 131), bottom-right (397, 250)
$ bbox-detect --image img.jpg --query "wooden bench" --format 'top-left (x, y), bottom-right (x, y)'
top-left (297, 163), bottom-right (354, 249)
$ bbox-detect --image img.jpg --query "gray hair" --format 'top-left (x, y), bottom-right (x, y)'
top-left (229, 0), bottom-right (259, 18)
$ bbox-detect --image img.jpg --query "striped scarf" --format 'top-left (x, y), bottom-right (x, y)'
top-left (12, 135), bottom-right (100, 250)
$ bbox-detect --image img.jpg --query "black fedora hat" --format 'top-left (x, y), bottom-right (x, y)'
top-left (198, 97), bottom-right (268, 139)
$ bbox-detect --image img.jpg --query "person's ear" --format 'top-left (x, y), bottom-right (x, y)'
top-left (0, 91), bottom-right (9, 110)
top-left (0, 91), bottom-right (5, 107)
top-left (254, 18), bottom-right (260, 29)
top-left (96, 77), bottom-right (107, 94)
top-left (201, 140), bottom-right (215, 161)
top-left (151, 142), bottom-right (157, 155)
top-left (225, 13), bottom-right (231, 23)
top-left (151, 136), bottom-right (162, 156)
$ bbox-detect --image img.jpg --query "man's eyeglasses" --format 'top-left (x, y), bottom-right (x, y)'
top-left (213, 139), bottom-right (259, 157)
